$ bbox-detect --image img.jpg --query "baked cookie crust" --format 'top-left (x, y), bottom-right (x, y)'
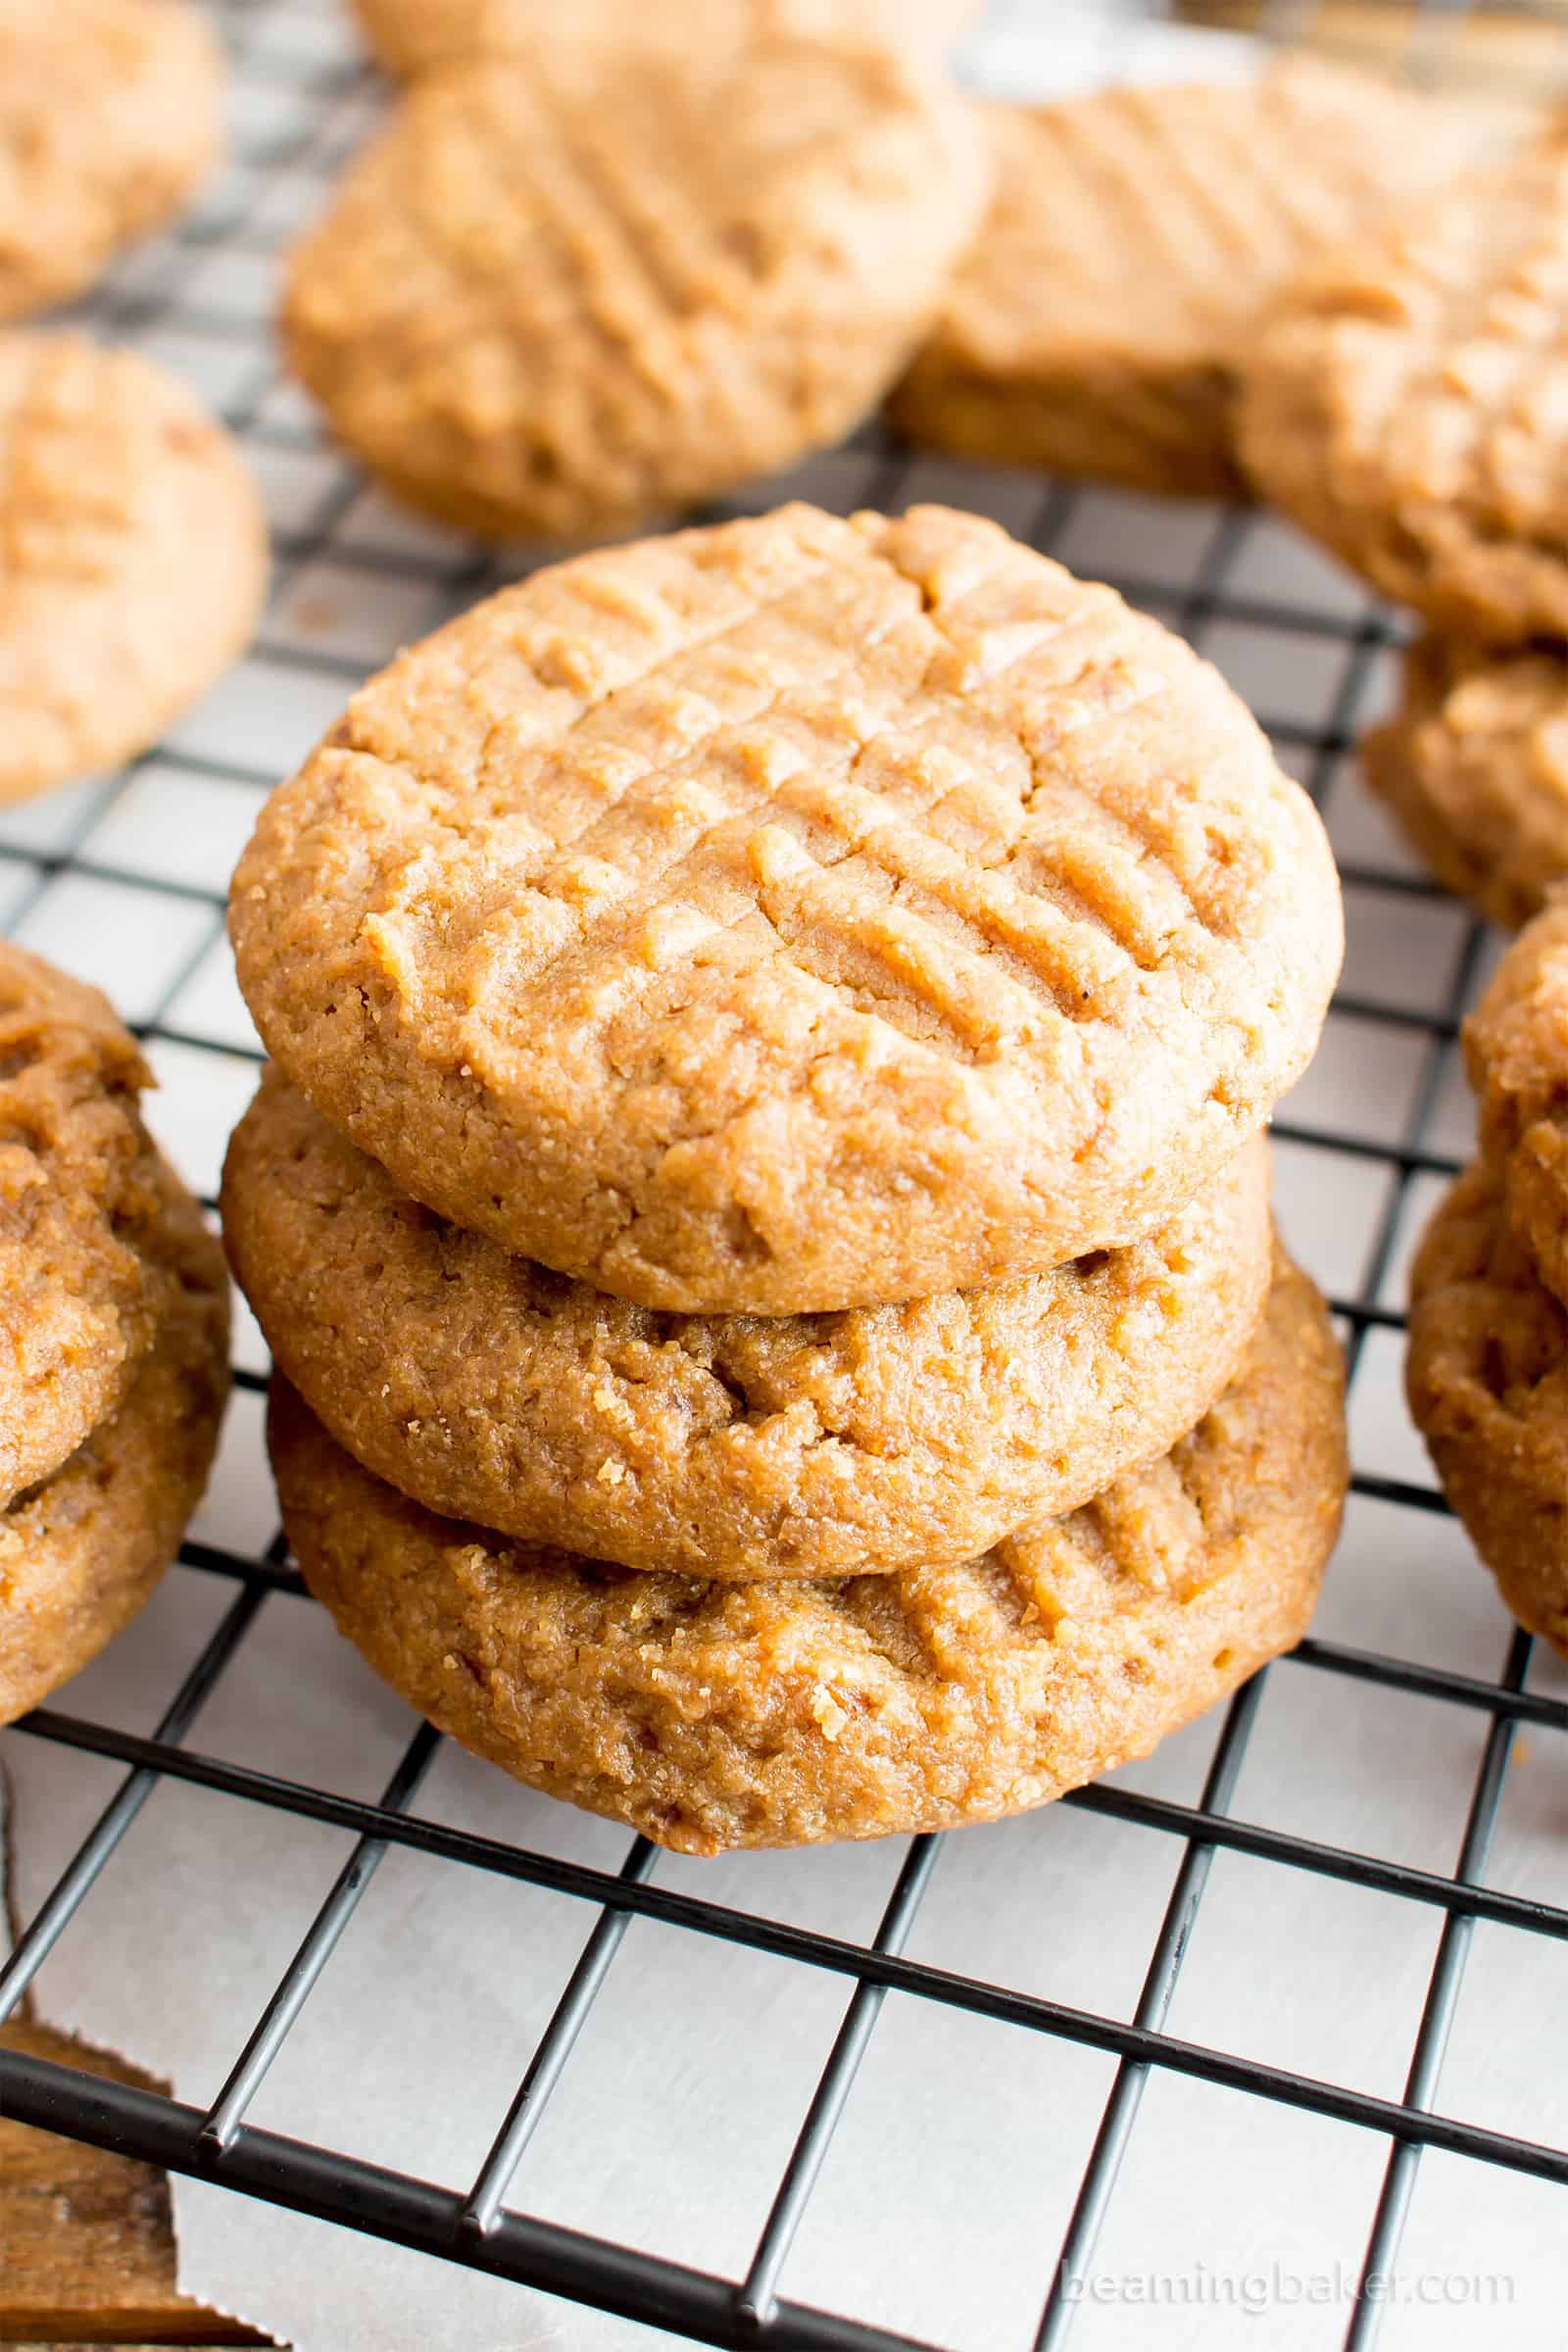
top-left (1462, 896), bottom-right (1568, 1310)
top-left (0, 1151), bottom-right (229, 1726)
top-left (0, 943), bottom-right (188, 1507)
top-left (890, 64), bottom-right (1485, 499)
top-left (283, 41), bottom-right (987, 540)
top-left (1238, 136), bottom-right (1568, 644)
top-left (231, 503), bottom-right (1341, 1314)
top-left (0, 336), bottom-right (268, 805)
top-left (1407, 1159), bottom-right (1568, 1656)
top-left (1363, 635), bottom-right (1568, 933)
top-left (0, 0), bottom-right (222, 321)
top-left (272, 1244), bottom-right (1345, 1854)
top-left (223, 1067), bottom-right (1271, 1580)
top-left (351, 0), bottom-right (979, 77)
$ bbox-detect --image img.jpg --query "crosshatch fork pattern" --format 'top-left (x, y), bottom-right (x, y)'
top-left (1, 3), bottom-right (1566, 2347)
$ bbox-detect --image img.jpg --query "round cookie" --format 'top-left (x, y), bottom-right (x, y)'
top-left (0, 335), bottom-right (269, 805)
top-left (888, 64), bottom-right (1486, 500)
top-left (222, 1067), bottom-right (1273, 1580)
top-left (281, 43), bottom-right (987, 540)
top-left (0, 1152), bottom-right (230, 1725)
top-left (0, 942), bottom-right (184, 1507)
top-left (230, 502), bottom-right (1342, 1314)
top-left (1362, 636), bottom-right (1568, 933)
top-left (0, 0), bottom-right (222, 322)
top-left (351, 0), bottom-right (979, 77)
top-left (1238, 137), bottom-right (1568, 645)
top-left (1462, 896), bottom-right (1568, 1309)
top-left (1406, 1159), bottom-right (1568, 1656)
top-left (272, 1245), bottom-right (1347, 1855)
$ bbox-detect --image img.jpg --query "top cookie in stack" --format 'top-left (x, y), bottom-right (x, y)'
top-left (232, 503), bottom-right (1336, 1312)
top-left (227, 501), bottom-right (1348, 1851)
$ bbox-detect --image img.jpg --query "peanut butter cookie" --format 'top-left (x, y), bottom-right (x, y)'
top-left (1238, 136), bottom-right (1568, 643)
top-left (0, 0), bottom-right (222, 321)
top-left (889, 64), bottom-right (1485, 499)
top-left (352, 0), bottom-right (978, 77)
top-left (223, 1067), bottom-right (1271, 1580)
top-left (0, 1149), bottom-right (229, 1725)
top-left (0, 335), bottom-right (268, 804)
top-left (282, 42), bottom-right (986, 540)
top-left (0, 943), bottom-right (191, 1508)
top-left (230, 503), bottom-right (1342, 1313)
top-left (1462, 896), bottom-right (1568, 1309)
top-left (271, 1245), bottom-right (1345, 1854)
top-left (1363, 636), bottom-right (1568, 932)
top-left (1407, 1159), bottom-right (1568, 1656)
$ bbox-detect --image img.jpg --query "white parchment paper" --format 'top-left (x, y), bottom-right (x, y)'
top-left (5, 6), bottom-right (1568, 2347)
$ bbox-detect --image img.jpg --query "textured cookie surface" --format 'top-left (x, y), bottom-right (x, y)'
top-left (223, 1067), bottom-right (1272, 1579)
top-left (231, 503), bottom-right (1342, 1313)
top-left (1238, 137), bottom-right (1568, 643)
top-left (282, 45), bottom-right (986, 539)
top-left (890, 64), bottom-right (1484, 499)
top-left (0, 1151), bottom-right (229, 1725)
top-left (273, 1246), bottom-right (1346, 1854)
top-left (352, 0), bottom-right (979, 76)
top-left (1407, 1160), bottom-right (1568, 1656)
top-left (1463, 896), bottom-right (1568, 1309)
top-left (0, 942), bottom-right (184, 1508)
top-left (1363, 636), bottom-right (1568, 932)
top-left (0, 335), bottom-right (269, 804)
top-left (0, 0), bottom-right (221, 321)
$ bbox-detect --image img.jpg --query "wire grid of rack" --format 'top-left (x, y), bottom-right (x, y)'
top-left (1, 2), bottom-right (1567, 2346)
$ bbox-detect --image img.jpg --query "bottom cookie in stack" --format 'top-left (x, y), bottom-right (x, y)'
top-left (269, 1246), bottom-right (1346, 1855)
top-left (0, 944), bottom-right (230, 1725)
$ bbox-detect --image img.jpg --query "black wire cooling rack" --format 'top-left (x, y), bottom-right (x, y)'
top-left (3, 3), bottom-right (1568, 2347)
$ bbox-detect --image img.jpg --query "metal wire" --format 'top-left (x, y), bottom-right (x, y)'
top-left (1, 3), bottom-right (1562, 2347)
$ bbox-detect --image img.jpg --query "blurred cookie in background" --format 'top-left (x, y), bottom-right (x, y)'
top-left (350, 0), bottom-right (980, 77)
top-left (0, 335), bottom-right (268, 806)
top-left (0, 0), bottom-right (223, 321)
top-left (890, 61), bottom-right (1488, 498)
top-left (283, 39), bottom-right (987, 539)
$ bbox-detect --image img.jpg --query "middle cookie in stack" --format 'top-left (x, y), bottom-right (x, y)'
top-left (226, 501), bottom-right (1348, 1853)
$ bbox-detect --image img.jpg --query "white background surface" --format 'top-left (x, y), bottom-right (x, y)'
top-left (4, 4), bottom-right (1568, 2347)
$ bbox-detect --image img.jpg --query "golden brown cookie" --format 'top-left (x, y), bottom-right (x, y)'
top-left (0, 1150), bottom-right (230, 1726)
top-left (281, 42), bottom-right (986, 540)
top-left (1461, 895), bottom-right (1568, 1308)
top-left (1362, 636), bottom-right (1568, 933)
top-left (0, 0), bottom-right (222, 322)
top-left (222, 1067), bottom-right (1272, 1580)
top-left (271, 1244), bottom-right (1346, 1854)
top-left (1406, 1158), bottom-right (1568, 1656)
top-left (0, 335), bottom-right (269, 805)
top-left (0, 942), bottom-right (190, 1508)
top-left (889, 64), bottom-right (1485, 499)
top-left (351, 0), bottom-right (979, 77)
top-left (1238, 136), bottom-right (1568, 644)
top-left (230, 503), bottom-right (1343, 1314)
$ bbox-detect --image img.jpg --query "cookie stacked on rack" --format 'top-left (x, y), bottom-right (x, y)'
top-left (1409, 899), bottom-right (1568, 1655)
top-left (0, 944), bottom-right (230, 1726)
top-left (1237, 131), bottom-right (1568, 931)
top-left (225, 499), bottom-right (1349, 1854)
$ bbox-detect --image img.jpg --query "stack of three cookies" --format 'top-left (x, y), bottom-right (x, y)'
top-left (225, 501), bottom-right (1349, 1855)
